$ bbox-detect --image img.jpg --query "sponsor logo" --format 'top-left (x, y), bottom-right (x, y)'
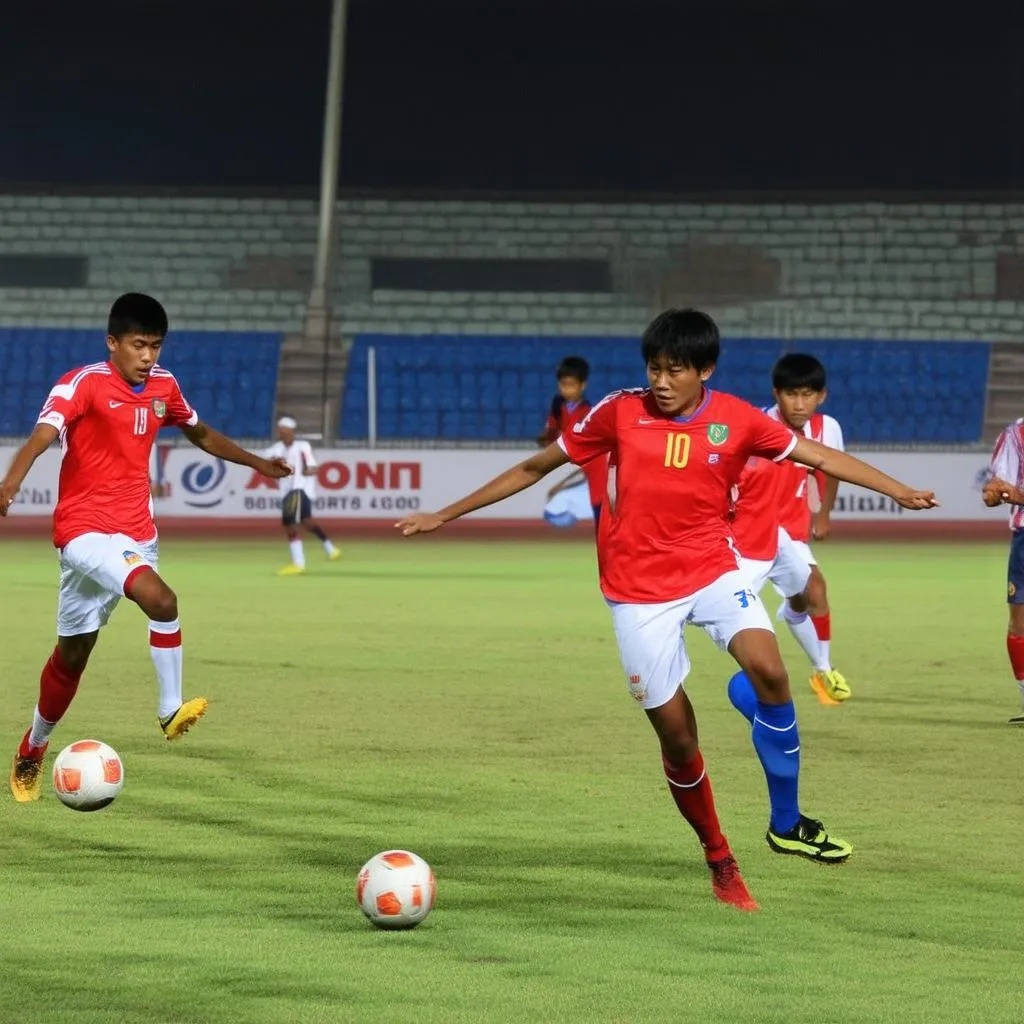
top-left (152, 399), bottom-right (167, 419)
top-left (122, 550), bottom-right (144, 567)
top-left (109, 401), bottom-right (124, 409)
top-left (181, 459), bottom-right (228, 509)
top-left (1010, 582), bottom-right (1017, 598)
top-left (708, 453), bottom-right (720, 464)
top-left (636, 418), bottom-right (657, 425)
top-left (707, 423), bottom-right (729, 446)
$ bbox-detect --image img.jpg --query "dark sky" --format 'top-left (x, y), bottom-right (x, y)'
top-left (2, 0), bottom-right (1022, 193)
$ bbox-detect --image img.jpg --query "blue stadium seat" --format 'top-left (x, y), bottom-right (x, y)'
top-left (336, 335), bottom-right (991, 444)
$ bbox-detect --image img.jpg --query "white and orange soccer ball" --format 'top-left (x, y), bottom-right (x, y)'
top-left (52, 739), bottom-right (124, 812)
top-left (356, 850), bottom-right (436, 930)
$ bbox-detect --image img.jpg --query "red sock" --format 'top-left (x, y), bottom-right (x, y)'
top-left (662, 751), bottom-right (728, 860)
top-left (29, 647), bottom-right (82, 735)
top-left (1007, 634), bottom-right (1024, 680)
top-left (811, 613), bottom-right (831, 641)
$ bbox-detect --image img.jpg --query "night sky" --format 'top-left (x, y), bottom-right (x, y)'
top-left (3, 0), bottom-right (1021, 193)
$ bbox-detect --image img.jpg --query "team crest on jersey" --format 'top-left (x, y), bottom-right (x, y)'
top-left (628, 674), bottom-right (646, 703)
top-left (122, 550), bottom-right (144, 567)
top-left (707, 423), bottom-right (729, 446)
top-left (152, 399), bottom-right (167, 419)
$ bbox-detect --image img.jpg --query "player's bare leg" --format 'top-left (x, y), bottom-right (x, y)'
top-left (125, 568), bottom-right (207, 740)
top-left (801, 567), bottom-right (849, 703)
top-left (303, 517), bottom-right (340, 562)
top-left (646, 690), bottom-right (759, 911)
top-left (728, 628), bottom-right (851, 863)
top-left (1007, 604), bottom-right (1024, 723)
top-left (10, 632), bottom-right (97, 802)
top-left (278, 523), bottom-right (306, 576)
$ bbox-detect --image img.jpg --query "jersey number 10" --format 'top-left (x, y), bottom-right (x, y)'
top-left (663, 432), bottom-right (691, 469)
top-left (133, 408), bottom-right (148, 436)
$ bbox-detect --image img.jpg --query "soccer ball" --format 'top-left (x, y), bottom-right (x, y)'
top-left (356, 850), bottom-right (436, 930)
top-left (52, 740), bottom-right (124, 812)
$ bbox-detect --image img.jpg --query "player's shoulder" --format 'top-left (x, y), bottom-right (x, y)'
top-left (51, 361), bottom-right (111, 389)
top-left (819, 412), bottom-right (843, 430)
top-left (591, 387), bottom-right (648, 417)
top-left (148, 364), bottom-right (184, 392)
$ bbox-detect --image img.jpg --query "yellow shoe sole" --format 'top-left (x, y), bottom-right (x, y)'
top-left (809, 674), bottom-right (843, 706)
top-left (277, 565), bottom-right (305, 576)
top-left (10, 756), bottom-right (44, 803)
top-left (162, 697), bottom-right (209, 741)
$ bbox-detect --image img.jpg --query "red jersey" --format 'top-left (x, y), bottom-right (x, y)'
top-left (729, 456), bottom-right (789, 561)
top-left (37, 361), bottom-right (199, 548)
top-left (558, 389), bottom-right (796, 603)
top-left (764, 408), bottom-right (844, 542)
top-left (543, 395), bottom-right (609, 506)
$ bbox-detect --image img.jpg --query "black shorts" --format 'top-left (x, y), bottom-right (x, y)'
top-left (282, 490), bottom-right (312, 527)
top-left (1008, 530), bottom-right (1024, 604)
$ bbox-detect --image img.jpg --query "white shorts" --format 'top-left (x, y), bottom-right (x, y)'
top-left (608, 569), bottom-right (774, 711)
top-left (741, 527), bottom-right (812, 599)
top-left (57, 532), bottom-right (159, 636)
top-left (789, 538), bottom-right (817, 568)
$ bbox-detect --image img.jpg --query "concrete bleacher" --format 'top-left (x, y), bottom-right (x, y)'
top-left (340, 336), bottom-right (990, 445)
top-left (0, 329), bottom-right (282, 437)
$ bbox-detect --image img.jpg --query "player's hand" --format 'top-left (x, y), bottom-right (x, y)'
top-left (395, 512), bottom-right (445, 536)
top-left (259, 457), bottom-right (292, 479)
top-left (983, 477), bottom-right (1019, 506)
top-left (811, 513), bottom-right (831, 541)
top-left (0, 479), bottom-right (17, 517)
top-left (893, 488), bottom-right (940, 511)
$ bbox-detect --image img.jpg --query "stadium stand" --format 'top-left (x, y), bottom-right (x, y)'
top-left (340, 335), bottom-right (991, 445)
top-left (0, 329), bottom-right (282, 437)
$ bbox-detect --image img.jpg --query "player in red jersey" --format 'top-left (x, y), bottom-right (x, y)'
top-left (0, 293), bottom-right (291, 802)
top-left (537, 357), bottom-right (609, 528)
top-left (983, 419), bottom-right (1024, 723)
top-left (397, 310), bottom-right (937, 911)
top-left (763, 354), bottom-right (849, 705)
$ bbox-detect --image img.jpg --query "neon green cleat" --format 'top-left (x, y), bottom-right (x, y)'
top-left (767, 815), bottom-right (852, 863)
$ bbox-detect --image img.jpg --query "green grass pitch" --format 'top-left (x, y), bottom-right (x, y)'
top-left (0, 537), bottom-right (1020, 1024)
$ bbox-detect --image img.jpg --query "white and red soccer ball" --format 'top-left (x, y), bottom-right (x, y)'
top-left (52, 739), bottom-right (124, 811)
top-left (357, 850), bottom-right (436, 929)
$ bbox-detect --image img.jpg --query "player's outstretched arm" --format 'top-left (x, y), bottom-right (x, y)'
top-left (788, 438), bottom-right (939, 511)
top-left (396, 443), bottom-right (571, 535)
top-left (180, 421), bottom-right (292, 479)
top-left (0, 424), bottom-right (58, 516)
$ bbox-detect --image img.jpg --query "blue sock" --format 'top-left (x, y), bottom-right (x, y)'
top-left (751, 700), bottom-right (801, 835)
top-left (727, 671), bottom-right (758, 723)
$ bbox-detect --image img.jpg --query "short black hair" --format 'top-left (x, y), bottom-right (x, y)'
top-left (772, 353), bottom-right (827, 392)
top-left (640, 308), bottom-right (720, 371)
top-left (556, 356), bottom-right (590, 382)
top-left (108, 292), bottom-right (168, 339)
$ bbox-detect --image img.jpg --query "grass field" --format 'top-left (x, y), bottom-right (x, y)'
top-left (0, 536), bottom-right (1021, 1024)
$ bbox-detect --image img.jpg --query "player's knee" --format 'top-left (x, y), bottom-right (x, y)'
top-left (1010, 605), bottom-right (1024, 636)
top-left (745, 655), bottom-right (790, 702)
top-left (58, 633), bottom-right (97, 672)
top-left (659, 729), bottom-right (699, 767)
top-left (788, 592), bottom-right (809, 614)
top-left (149, 586), bottom-right (178, 622)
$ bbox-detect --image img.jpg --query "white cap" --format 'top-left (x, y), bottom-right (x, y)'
top-left (277, 416), bottom-right (297, 430)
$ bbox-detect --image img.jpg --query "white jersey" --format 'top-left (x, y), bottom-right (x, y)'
top-left (265, 440), bottom-right (318, 500)
top-left (765, 406), bottom-right (845, 451)
top-left (989, 419), bottom-right (1024, 530)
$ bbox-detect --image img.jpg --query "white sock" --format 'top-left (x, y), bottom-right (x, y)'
top-left (150, 619), bottom-right (183, 719)
top-left (324, 539), bottom-right (337, 556)
top-left (29, 707), bottom-right (57, 750)
top-left (1018, 679), bottom-right (1024, 710)
top-left (782, 603), bottom-right (830, 672)
top-left (289, 538), bottom-right (306, 568)
top-left (818, 639), bottom-right (832, 668)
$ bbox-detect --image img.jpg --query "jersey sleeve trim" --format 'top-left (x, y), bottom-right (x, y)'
top-left (771, 434), bottom-right (799, 463)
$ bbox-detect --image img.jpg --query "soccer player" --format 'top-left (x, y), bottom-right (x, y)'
top-left (267, 415), bottom-right (340, 576)
top-left (537, 356), bottom-right (608, 527)
top-left (765, 354), bottom-right (849, 705)
top-left (0, 293), bottom-right (292, 802)
top-left (396, 309), bottom-right (937, 911)
top-left (982, 419), bottom-right (1024, 723)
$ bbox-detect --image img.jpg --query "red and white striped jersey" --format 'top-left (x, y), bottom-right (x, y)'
top-left (764, 407), bottom-right (844, 542)
top-left (989, 418), bottom-right (1024, 531)
top-left (37, 361), bottom-right (198, 548)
